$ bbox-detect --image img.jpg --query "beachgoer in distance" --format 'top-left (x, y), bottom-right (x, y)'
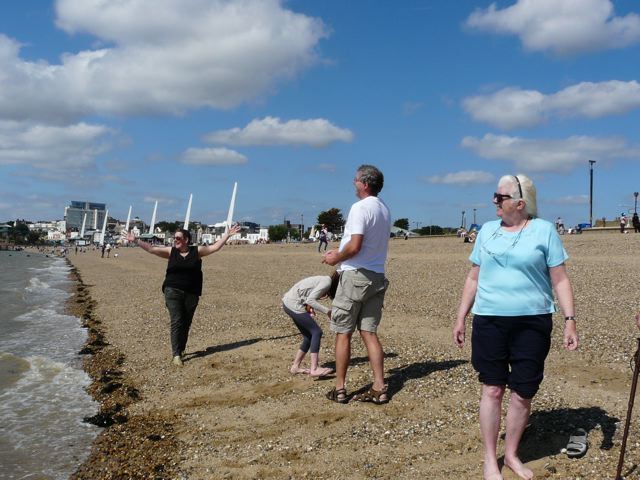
top-left (322, 164), bottom-right (391, 404)
top-left (318, 224), bottom-right (329, 252)
top-left (453, 174), bottom-right (578, 480)
top-left (126, 224), bottom-right (241, 366)
top-left (633, 213), bottom-right (640, 233)
top-left (282, 272), bottom-right (340, 377)
top-left (620, 213), bottom-right (628, 233)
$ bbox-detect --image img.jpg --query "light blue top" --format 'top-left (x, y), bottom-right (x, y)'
top-left (469, 218), bottom-right (568, 316)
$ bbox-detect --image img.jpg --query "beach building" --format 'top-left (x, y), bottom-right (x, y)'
top-left (201, 221), bottom-right (268, 244)
top-left (28, 220), bottom-right (66, 232)
top-left (65, 201), bottom-right (107, 232)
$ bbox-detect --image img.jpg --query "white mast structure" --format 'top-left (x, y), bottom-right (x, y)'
top-left (183, 194), bottom-right (193, 230)
top-left (100, 209), bottom-right (109, 245)
top-left (93, 209), bottom-right (98, 229)
top-left (225, 182), bottom-right (238, 234)
top-left (125, 205), bottom-right (132, 232)
top-left (123, 205), bottom-right (132, 244)
top-left (149, 201), bottom-right (158, 235)
top-left (80, 213), bottom-right (87, 239)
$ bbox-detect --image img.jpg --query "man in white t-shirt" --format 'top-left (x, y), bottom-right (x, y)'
top-left (322, 165), bottom-right (391, 404)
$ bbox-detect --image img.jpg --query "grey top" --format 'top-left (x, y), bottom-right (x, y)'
top-left (282, 275), bottom-right (332, 315)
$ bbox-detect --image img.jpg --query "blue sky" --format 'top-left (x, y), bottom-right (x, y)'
top-left (1, 0), bottom-right (639, 229)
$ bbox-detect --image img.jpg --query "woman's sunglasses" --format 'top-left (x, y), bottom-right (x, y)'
top-left (494, 176), bottom-right (523, 204)
top-left (493, 193), bottom-right (515, 203)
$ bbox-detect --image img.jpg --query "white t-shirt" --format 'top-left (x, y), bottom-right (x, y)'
top-left (338, 196), bottom-right (391, 273)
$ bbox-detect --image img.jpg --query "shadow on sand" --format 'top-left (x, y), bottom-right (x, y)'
top-left (186, 333), bottom-right (299, 360)
top-left (320, 352), bottom-right (400, 371)
top-left (515, 406), bottom-right (619, 463)
top-left (347, 359), bottom-right (468, 399)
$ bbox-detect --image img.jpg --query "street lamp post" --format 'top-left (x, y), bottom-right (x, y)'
top-left (635, 193), bottom-right (639, 214)
top-left (589, 160), bottom-right (596, 227)
top-left (473, 208), bottom-right (477, 225)
top-left (461, 211), bottom-right (466, 229)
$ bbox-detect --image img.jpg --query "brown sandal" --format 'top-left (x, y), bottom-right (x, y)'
top-left (326, 387), bottom-right (348, 404)
top-left (353, 386), bottom-right (389, 404)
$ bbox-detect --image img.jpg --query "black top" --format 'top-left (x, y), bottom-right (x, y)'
top-left (162, 246), bottom-right (203, 296)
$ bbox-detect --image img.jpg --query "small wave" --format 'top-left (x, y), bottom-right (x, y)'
top-left (23, 279), bottom-right (70, 307)
top-left (25, 277), bottom-right (51, 291)
top-left (2, 310), bottom-right (87, 365)
top-left (0, 352), bottom-right (30, 391)
top-left (0, 355), bottom-right (98, 480)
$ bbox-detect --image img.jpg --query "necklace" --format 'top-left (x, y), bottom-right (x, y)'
top-left (481, 218), bottom-right (529, 257)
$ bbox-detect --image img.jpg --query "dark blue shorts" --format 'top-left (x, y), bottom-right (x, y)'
top-left (471, 314), bottom-right (552, 399)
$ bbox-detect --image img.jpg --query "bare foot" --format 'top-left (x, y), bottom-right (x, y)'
top-left (290, 366), bottom-right (310, 374)
top-left (483, 461), bottom-right (503, 480)
top-left (504, 456), bottom-right (533, 480)
top-left (309, 367), bottom-right (334, 377)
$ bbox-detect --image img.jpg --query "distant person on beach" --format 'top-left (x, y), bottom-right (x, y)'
top-left (453, 174), bottom-right (578, 480)
top-left (127, 224), bottom-right (241, 366)
top-left (620, 213), bottom-right (628, 233)
top-left (282, 272), bottom-right (339, 377)
top-left (633, 213), bottom-right (640, 233)
top-left (318, 225), bottom-right (329, 252)
top-left (322, 164), bottom-right (391, 404)
top-left (101, 243), bottom-right (106, 258)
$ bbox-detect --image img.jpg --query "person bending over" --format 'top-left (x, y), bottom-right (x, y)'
top-left (282, 272), bottom-right (339, 377)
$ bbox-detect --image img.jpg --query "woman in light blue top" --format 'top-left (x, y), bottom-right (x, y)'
top-left (453, 174), bottom-right (579, 480)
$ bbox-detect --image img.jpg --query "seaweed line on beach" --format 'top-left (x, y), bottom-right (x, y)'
top-left (66, 260), bottom-right (184, 480)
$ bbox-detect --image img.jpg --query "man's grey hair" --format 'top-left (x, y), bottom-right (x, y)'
top-left (357, 164), bottom-right (384, 195)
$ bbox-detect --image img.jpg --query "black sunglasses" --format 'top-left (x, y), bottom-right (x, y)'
top-left (493, 193), bottom-right (514, 203)
top-left (494, 175), bottom-right (523, 203)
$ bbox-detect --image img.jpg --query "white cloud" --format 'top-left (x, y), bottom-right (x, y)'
top-left (180, 147), bottom-right (247, 166)
top-left (204, 117), bottom-right (354, 148)
top-left (463, 81), bottom-right (640, 129)
top-left (0, 0), bottom-right (327, 123)
top-left (466, 0), bottom-right (640, 55)
top-left (426, 170), bottom-right (495, 186)
top-left (547, 195), bottom-right (590, 205)
top-left (143, 195), bottom-right (177, 205)
top-left (461, 133), bottom-right (640, 172)
top-left (463, 88), bottom-right (545, 129)
top-left (0, 120), bottom-right (113, 169)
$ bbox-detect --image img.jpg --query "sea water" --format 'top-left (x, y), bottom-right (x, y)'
top-left (0, 251), bottom-right (99, 479)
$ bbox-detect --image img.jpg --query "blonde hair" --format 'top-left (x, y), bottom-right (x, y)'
top-left (498, 174), bottom-right (537, 218)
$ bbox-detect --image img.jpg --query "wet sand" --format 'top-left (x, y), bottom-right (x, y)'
top-left (68, 234), bottom-right (640, 479)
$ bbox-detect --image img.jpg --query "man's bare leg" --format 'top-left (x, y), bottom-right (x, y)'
top-left (359, 330), bottom-right (385, 390)
top-left (334, 332), bottom-right (352, 389)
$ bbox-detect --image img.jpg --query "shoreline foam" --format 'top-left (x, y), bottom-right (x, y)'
top-left (66, 261), bottom-right (182, 479)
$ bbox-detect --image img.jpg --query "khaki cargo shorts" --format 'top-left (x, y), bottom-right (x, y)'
top-left (330, 269), bottom-right (389, 334)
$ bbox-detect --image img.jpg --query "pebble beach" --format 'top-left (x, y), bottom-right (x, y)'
top-left (67, 233), bottom-right (640, 479)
